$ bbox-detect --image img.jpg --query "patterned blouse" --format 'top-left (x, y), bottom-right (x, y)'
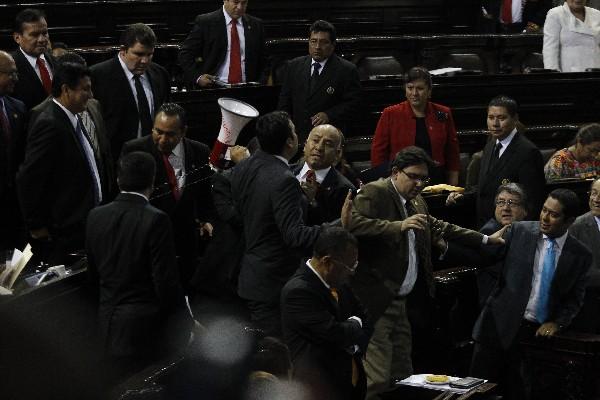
top-left (544, 147), bottom-right (600, 181)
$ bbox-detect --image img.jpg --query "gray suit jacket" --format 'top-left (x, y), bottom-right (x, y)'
top-left (473, 221), bottom-right (592, 349)
top-left (570, 211), bottom-right (600, 287)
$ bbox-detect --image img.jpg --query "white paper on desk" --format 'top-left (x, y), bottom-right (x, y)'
top-left (399, 374), bottom-right (475, 394)
top-left (7, 244), bottom-right (33, 289)
top-left (0, 248), bottom-right (17, 287)
top-left (429, 67), bottom-right (462, 76)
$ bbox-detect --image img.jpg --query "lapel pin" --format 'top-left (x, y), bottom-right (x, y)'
top-left (501, 178), bottom-right (510, 185)
top-left (326, 86), bottom-right (334, 95)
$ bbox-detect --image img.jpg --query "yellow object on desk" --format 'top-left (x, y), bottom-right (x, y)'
top-left (425, 374), bottom-right (450, 384)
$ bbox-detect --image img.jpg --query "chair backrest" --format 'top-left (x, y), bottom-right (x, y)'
top-left (437, 53), bottom-right (486, 74)
top-left (521, 52), bottom-right (544, 72)
top-left (356, 56), bottom-right (404, 80)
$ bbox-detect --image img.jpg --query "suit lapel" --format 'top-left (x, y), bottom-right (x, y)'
top-left (145, 66), bottom-right (160, 116)
top-left (385, 178), bottom-right (407, 219)
top-left (112, 57), bottom-right (139, 117)
top-left (551, 235), bottom-right (577, 294)
top-left (302, 264), bottom-right (340, 314)
top-left (488, 134), bottom-right (519, 176)
top-left (51, 102), bottom-right (85, 157)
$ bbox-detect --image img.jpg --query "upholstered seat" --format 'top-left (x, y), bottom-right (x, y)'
top-left (356, 56), bottom-right (404, 80)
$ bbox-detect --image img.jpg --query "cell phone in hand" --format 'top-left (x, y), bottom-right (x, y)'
top-left (449, 377), bottom-right (484, 389)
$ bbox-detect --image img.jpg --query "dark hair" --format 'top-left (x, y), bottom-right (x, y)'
top-left (488, 95), bottom-right (518, 117)
top-left (51, 62), bottom-right (90, 98)
top-left (404, 66), bottom-right (432, 88)
top-left (548, 188), bottom-right (580, 220)
top-left (156, 102), bottom-right (187, 128)
top-left (120, 23), bottom-right (156, 50)
top-left (52, 41), bottom-right (68, 50)
top-left (249, 337), bottom-right (292, 379)
top-left (313, 227), bottom-right (357, 260)
top-left (55, 51), bottom-right (86, 66)
top-left (495, 182), bottom-right (528, 206)
top-left (391, 146), bottom-right (436, 172)
top-left (256, 111), bottom-right (294, 155)
top-left (118, 151), bottom-right (156, 192)
top-left (309, 20), bottom-right (336, 43)
top-left (14, 9), bottom-right (46, 33)
top-left (576, 123), bottom-right (600, 145)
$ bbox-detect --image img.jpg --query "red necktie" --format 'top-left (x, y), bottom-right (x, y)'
top-left (501, 0), bottom-right (512, 24)
top-left (0, 99), bottom-right (11, 142)
top-left (36, 58), bottom-right (52, 95)
top-left (228, 19), bottom-right (242, 84)
top-left (305, 169), bottom-right (316, 184)
top-left (161, 153), bottom-right (181, 201)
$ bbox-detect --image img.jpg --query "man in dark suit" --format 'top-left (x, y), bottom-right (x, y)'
top-left (293, 124), bottom-right (355, 225)
top-left (31, 52), bottom-right (116, 201)
top-left (178, 0), bottom-right (267, 88)
top-left (277, 20), bottom-right (361, 143)
top-left (281, 227), bottom-right (372, 400)
top-left (17, 62), bottom-right (102, 266)
top-left (91, 23), bottom-right (170, 157)
top-left (569, 178), bottom-right (600, 333)
top-left (121, 103), bottom-right (213, 291)
top-left (471, 189), bottom-right (592, 400)
top-left (0, 51), bottom-right (27, 250)
top-left (11, 8), bottom-right (55, 111)
top-left (480, 0), bottom-right (552, 33)
top-left (447, 95), bottom-right (545, 227)
top-left (231, 111), bottom-right (351, 336)
top-left (348, 147), bottom-right (502, 399)
top-left (86, 151), bottom-right (191, 381)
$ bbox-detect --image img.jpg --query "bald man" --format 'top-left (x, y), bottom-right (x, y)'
top-left (0, 50), bottom-right (27, 249)
top-left (292, 124), bottom-right (355, 225)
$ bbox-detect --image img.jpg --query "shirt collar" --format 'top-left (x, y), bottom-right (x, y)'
top-left (306, 259), bottom-right (330, 289)
top-left (222, 5), bottom-right (242, 24)
top-left (117, 53), bottom-right (146, 82)
top-left (20, 48), bottom-right (48, 69)
top-left (311, 57), bottom-right (328, 70)
top-left (274, 154), bottom-right (289, 166)
top-left (595, 215), bottom-right (600, 228)
top-left (120, 191), bottom-right (149, 201)
top-left (496, 128), bottom-right (517, 148)
top-left (542, 230), bottom-right (568, 252)
top-left (297, 162), bottom-right (331, 184)
top-left (52, 98), bottom-right (78, 130)
top-left (171, 140), bottom-right (184, 158)
top-left (390, 178), bottom-right (408, 207)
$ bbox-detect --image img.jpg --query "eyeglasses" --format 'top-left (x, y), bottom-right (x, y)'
top-left (332, 259), bottom-right (359, 274)
top-left (401, 170), bottom-right (431, 185)
top-left (589, 191), bottom-right (600, 199)
top-left (0, 70), bottom-right (18, 78)
top-left (495, 199), bottom-right (522, 208)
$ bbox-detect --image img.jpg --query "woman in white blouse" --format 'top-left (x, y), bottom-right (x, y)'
top-left (543, 0), bottom-right (600, 72)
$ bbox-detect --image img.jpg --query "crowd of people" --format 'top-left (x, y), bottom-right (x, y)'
top-left (1, 2), bottom-right (600, 400)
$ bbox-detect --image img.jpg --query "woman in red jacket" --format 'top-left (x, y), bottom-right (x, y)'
top-left (370, 67), bottom-right (460, 185)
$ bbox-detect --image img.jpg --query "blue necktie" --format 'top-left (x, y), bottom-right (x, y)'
top-left (75, 115), bottom-right (102, 205)
top-left (536, 238), bottom-right (556, 323)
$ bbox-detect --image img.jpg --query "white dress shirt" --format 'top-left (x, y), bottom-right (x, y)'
top-left (167, 140), bottom-right (186, 191)
top-left (216, 6), bottom-right (247, 83)
top-left (296, 162), bottom-right (331, 184)
top-left (494, 128), bottom-right (518, 159)
top-left (391, 180), bottom-right (418, 297)
top-left (117, 53), bottom-right (155, 137)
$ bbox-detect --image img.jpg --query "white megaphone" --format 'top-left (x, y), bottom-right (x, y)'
top-left (210, 97), bottom-right (259, 170)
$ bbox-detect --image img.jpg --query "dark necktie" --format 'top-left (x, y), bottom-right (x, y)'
top-left (488, 142), bottom-right (503, 172)
top-left (405, 200), bottom-right (428, 265)
top-left (161, 153), bottom-right (181, 201)
top-left (501, 0), bottom-right (513, 24)
top-left (36, 57), bottom-right (52, 95)
top-left (133, 75), bottom-right (153, 137)
top-left (305, 169), bottom-right (316, 184)
top-left (310, 62), bottom-right (321, 92)
top-left (0, 98), bottom-right (11, 143)
top-left (228, 19), bottom-right (242, 84)
top-left (536, 238), bottom-right (556, 323)
top-left (76, 115), bottom-right (102, 205)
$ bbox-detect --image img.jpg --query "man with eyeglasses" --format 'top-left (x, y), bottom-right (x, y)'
top-left (281, 227), bottom-right (373, 400)
top-left (121, 103), bottom-right (213, 292)
top-left (0, 50), bottom-right (27, 250)
top-left (348, 146), bottom-right (504, 399)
